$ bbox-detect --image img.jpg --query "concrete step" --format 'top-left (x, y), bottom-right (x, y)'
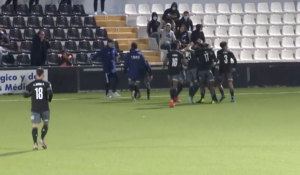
top-left (120, 44), bottom-right (149, 50)
top-left (108, 32), bottom-right (137, 39)
top-left (116, 38), bottom-right (149, 45)
top-left (145, 56), bottom-right (161, 62)
top-left (95, 15), bottom-right (126, 21)
top-left (142, 50), bottom-right (160, 56)
top-left (96, 21), bottom-right (126, 27)
top-left (105, 27), bottom-right (138, 33)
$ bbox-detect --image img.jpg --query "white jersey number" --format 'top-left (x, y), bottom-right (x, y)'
top-left (204, 53), bottom-right (209, 62)
top-left (35, 87), bottom-right (43, 100)
top-left (172, 58), bottom-right (178, 67)
top-left (224, 55), bottom-right (228, 64)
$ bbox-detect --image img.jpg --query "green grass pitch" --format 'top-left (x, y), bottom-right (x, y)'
top-left (1, 87), bottom-right (300, 175)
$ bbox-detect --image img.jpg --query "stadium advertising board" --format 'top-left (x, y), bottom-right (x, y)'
top-left (0, 69), bottom-right (48, 94)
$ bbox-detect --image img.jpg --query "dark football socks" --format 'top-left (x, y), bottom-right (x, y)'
top-left (219, 86), bottom-right (225, 97)
top-left (189, 86), bottom-right (193, 97)
top-left (32, 127), bottom-right (38, 144)
top-left (105, 83), bottom-right (110, 95)
top-left (170, 88), bottom-right (177, 99)
top-left (41, 124), bottom-right (48, 140)
top-left (146, 88), bottom-right (150, 97)
top-left (192, 84), bottom-right (199, 97)
top-left (176, 83), bottom-right (183, 96)
top-left (129, 84), bottom-right (134, 92)
top-left (230, 88), bottom-right (234, 98)
top-left (134, 86), bottom-right (139, 98)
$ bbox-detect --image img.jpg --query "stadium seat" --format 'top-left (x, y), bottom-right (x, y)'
top-left (70, 16), bottom-right (83, 27)
top-left (270, 2), bottom-right (283, 13)
top-left (84, 16), bottom-right (96, 27)
top-left (45, 4), bottom-right (58, 16)
top-left (56, 16), bottom-right (69, 27)
top-left (53, 28), bottom-right (66, 39)
top-left (78, 40), bottom-right (91, 51)
top-left (231, 3), bottom-right (243, 14)
top-left (125, 4), bottom-right (138, 15)
top-left (16, 54), bottom-right (30, 66)
top-left (27, 16), bottom-right (41, 28)
top-left (243, 14), bottom-right (255, 25)
top-left (244, 3), bottom-right (256, 13)
top-left (296, 49), bottom-right (300, 59)
top-left (24, 28), bottom-right (36, 40)
top-left (257, 3), bottom-right (270, 13)
top-left (257, 14), bottom-right (269, 25)
top-left (137, 16), bottom-right (147, 26)
top-left (42, 16), bottom-right (55, 27)
top-left (256, 26), bottom-right (268, 36)
top-left (214, 38), bottom-right (223, 49)
top-left (241, 38), bottom-right (254, 48)
top-left (218, 3), bottom-right (230, 14)
top-left (1, 4), bottom-right (15, 16)
top-left (31, 4), bottom-right (44, 15)
top-left (59, 5), bottom-right (73, 16)
top-left (284, 2), bottom-right (296, 12)
top-left (1, 54), bottom-right (15, 66)
top-left (20, 41), bottom-right (32, 52)
top-left (178, 4), bottom-right (190, 14)
top-left (9, 28), bottom-right (23, 40)
top-left (231, 50), bottom-right (240, 60)
top-left (138, 4), bottom-right (151, 15)
top-left (189, 16), bottom-right (201, 25)
top-left (296, 25), bottom-right (300, 35)
top-left (240, 50), bottom-right (253, 60)
top-left (202, 27), bottom-right (214, 37)
top-left (297, 14), bottom-right (300, 23)
top-left (215, 26), bottom-right (228, 37)
top-left (270, 14), bottom-right (282, 24)
top-left (229, 26), bottom-right (241, 37)
top-left (73, 4), bottom-right (88, 16)
top-left (191, 4), bottom-right (204, 14)
top-left (13, 16), bottom-right (26, 28)
top-left (281, 49), bottom-right (294, 60)
top-left (228, 38), bottom-right (240, 48)
top-left (242, 26), bottom-right (255, 37)
top-left (205, 4), bottom-right (217, 14)
top-left (46, 53), bottom-right (59, 65)
top-left (255, 38), bottom-right (268, 48)
top-left (67, 28), bottom-right (80, 39)
top-left (283, 14), bottom-right (296, 24)
top-left (50, 41), bottom-right (63, 52)
top-left (297, 2), bottom-right (300, 11)
top-left (230, 15), bottom-right (242, 25)
top-left (282, 37), bottom-right (294, 48)
top-left (267, 50), bottom-right (280, 60)
top-left (268, 38), bottom-right (281, 48)
top-left (203, 15), bottom-right (215, 25)
top-left (269, 26), bottom-right (281, 36)
top-left (43, 28), bottom-right (52, 39)
top-left (216, 15), bottom-right (229, 25)
top-left (296, 37), bottom-right (300, 47)
top-left (254, 50), bottom-right (267, 60)
top-left (0, 16), bottom-right (12, 28)
top-left (95, 28), bottom-right (108, 39)
top-left (81, 28), bottom-right (94, 39)
top-left (16, 4), bottom-right (30, 16)
top-left (64, 41), bottom-right (77, 52)
top-left (93, 40), bottom-right (104, 51)
top-left (8, 42), bottom-right (19, 52)
top-left (282, 25), bottom-right (295, 36)
top-left (76, 53), bottom-right (90, 64)
top-left (151, 4), bottom-right (164, 15)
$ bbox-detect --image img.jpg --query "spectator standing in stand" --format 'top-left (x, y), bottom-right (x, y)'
top-left (147, 12), bottom-right (161, 45)
top-left (191, 24), bottom-right (205, 44)
top-left (30, 30), bottom-right (50, 66)
top-left (159, 23), bottom-right (176, 53)
top-left (2, 0), bottom-right (18, 13)
top-left (94, 0), bottom-right (106, 15)
top-left (180, 11), bottom-right (193, 31)
top-left (162, 2), bottom-right (180, 30)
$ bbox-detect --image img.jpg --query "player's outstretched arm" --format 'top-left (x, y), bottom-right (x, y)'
top-left (23, 84), bottom-right (31, 98)
top-left (47, 83), bottom-right (53, 102)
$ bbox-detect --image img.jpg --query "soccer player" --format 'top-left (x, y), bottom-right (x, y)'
top-left (124, 43), bottom-right (152, 101)
top-left (23, 68), bottom-right (53, 150)
top-left (217, 41), bottom-right (237, 102)
top-left (90, 39), bottom-right (121, 98)
top-left (137, 60), bottom-right (152, 100)
top-left (195, 43), bottom-right (218, 104)
top-left (162, 42), bottom-right (186, 108)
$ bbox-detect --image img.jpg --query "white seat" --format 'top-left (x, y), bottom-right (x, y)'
top-left (295, 49), bottom-right (300, 59)
top-left (296, 14), bottom-right (300, 23)
top-left (254, 50), bottom-right (267, 60)
top-left (218, 3), bottom-right (230, 14)
top-left (257, 14), bottom-right (269, 25)
top-left (297, 2), bottom-right (300, 11)
top-left (136, 16), bottom-right (148, 26)
top-left (215, 26), bottom-right (228, 37)
top-left (206, 39), bottom-right (213, 46)
top-left (282, 37), bottom-right (294, 48)
top-left (257, 3), bottom-right (270, 13)
top-left (256, 26), bottom-right (268, 36)
top-left (191, 4), bottom-right (204, 14)
top-left (269, 26), bottom-right (281, 36)
top-left (228, 38), bottom-right (240, 48)
top-left (151, 4), bottom-right (164, 15)
top-left (284, 2), bottom-right (296, 12)
top-left (255, 38), bottom-right (268, 48)
top-left (164, 4), bottom-right (171, 10)
top-left (282, 25), bottom-right (295, 36)
top-left (296, 25), bottom-right (300, 35)
top-left (178, 4), bottom-right (190, 14)
top-left (242, 26), bottom-right (254, 36)
top-left (267, 50), bottom-right (280, 60)
top-left (205, 4), bottom-right (217, 14)
top-left (189, 16), bottom-right (201, 25)
top-left (281, 49), bottom-right (294, 60)
top-left (270, 2), bottom-right (283, 13)
top-left (229, 26), bottom-right (241, 36)
top-left (240, 50), bottom-right (253, 60)
top-left (296, 37), bottom-right (300, 47)
top-left (243, 14), bottom-right (256, 25)
top-left (241, 38), bottom-right (254, 48)
top-left (231, 50), bottom-right (240, 60)
top-left (216, 15), bottom-right (229, 25)
top-left (138, 4), bottom-right (151, 15)
top-left (270, 14), bottom-right (282, 24)
top-left (283, 14), bottom-right (295, 24)
top-left (244, 3), bottom-right (257, 13)
top-left (125, 4), bottom-right (138, 15)
top-left (231, 3), bottom-right (243, 14)
top-left (230, 15), bottom-right (242, 25)
top-left (214, 38), bottom-right (223, 49)
top-left (203, 27), bottom-right (214, 37)
top-left (203, 15), bottom-right (215, 25)
top-left (268, 38), bottom-right (281, 48)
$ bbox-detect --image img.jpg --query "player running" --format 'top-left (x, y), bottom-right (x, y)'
top-left (137, 60), bottom-right (152, 100)
top-left (124, 42), bottom-right (152, 101)
top-left (217, 41), bottom-right (237, 102)
top-left (23, 68), bottom-right (53, 150)
top-left (163, 42), bottom-right (186, 108)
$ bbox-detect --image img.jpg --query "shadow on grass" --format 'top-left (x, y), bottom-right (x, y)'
top-left (0, 150), bottom-right (32, 158)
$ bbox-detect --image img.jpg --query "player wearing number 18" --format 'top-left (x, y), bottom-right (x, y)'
top-left (217, 41), bottom-right (237, 103)
top-left (23, 68), bottom-right (53, 150)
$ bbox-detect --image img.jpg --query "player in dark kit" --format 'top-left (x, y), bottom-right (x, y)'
top-left (195, 43), bottom-right (218, 104)
top-left (217, 41), bottom-right (237, 102)
top-left (23, 68), bottom-right (53, 150)
top-left (163, 42), bottom-right (186, 108)
top-left (137, 60), bottom-right (152, 100)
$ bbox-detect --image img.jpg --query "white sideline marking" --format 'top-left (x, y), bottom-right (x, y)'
top-left (0, 91), bottom-right (300, 102)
